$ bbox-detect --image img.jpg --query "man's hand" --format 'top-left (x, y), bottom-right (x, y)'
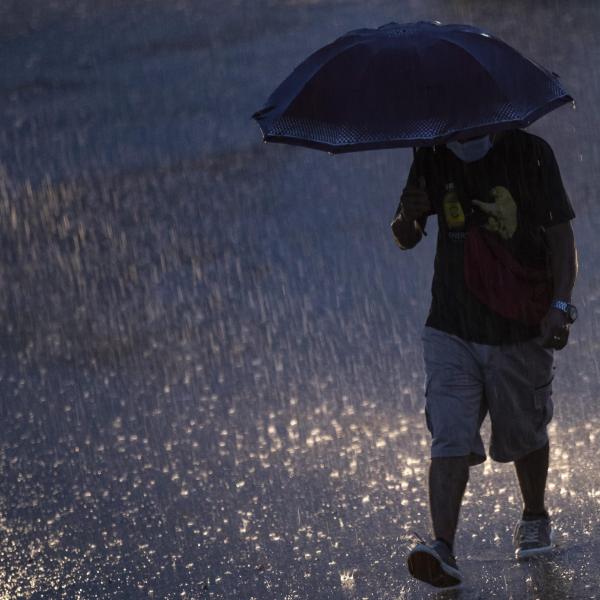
top-left (398, 176), bottom-right (431, 222)
top-left (539, 307), bottom-right (570, 350)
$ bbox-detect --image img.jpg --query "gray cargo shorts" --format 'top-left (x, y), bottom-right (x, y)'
top-left (422, 326), bottom-right (555, 465)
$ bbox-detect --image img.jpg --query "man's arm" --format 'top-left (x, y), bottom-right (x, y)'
top-left (391, 176), bottom-right (431, 250)
top-left (539, 220), bottom-right (578, 348)
top-left (545, 220), bottom-right (577, 302)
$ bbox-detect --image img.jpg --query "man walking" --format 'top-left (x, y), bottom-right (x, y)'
top-left (392, 129), bottom-right (578, 588)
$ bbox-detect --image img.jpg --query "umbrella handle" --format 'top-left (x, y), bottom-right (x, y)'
top-left (411, 147), bottom-right (426, 237)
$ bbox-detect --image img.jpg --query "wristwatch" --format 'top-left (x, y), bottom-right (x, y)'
top-left (551, 300), bottom-right (578, 324)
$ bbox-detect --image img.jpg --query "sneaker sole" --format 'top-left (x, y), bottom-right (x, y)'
top-left (407, 544), bottom-right (463, 588)
top-left (515, 543), bottom-right (554, 559)
top-left (515, 530), bottom-right (555, 560)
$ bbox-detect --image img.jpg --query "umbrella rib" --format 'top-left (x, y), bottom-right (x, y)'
top-left (433, 36), bottom-right (514, 108)
top-left (264, 38), bottom-right (372, 121)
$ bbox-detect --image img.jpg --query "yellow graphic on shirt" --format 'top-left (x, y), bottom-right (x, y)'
top-left (442, 183), bottom-right (465, 229)
top-left (472, 186), bottom-right (517, 240)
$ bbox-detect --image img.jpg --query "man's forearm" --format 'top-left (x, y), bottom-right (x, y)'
top-left (391, 213), bottom-right (422, 249)
top-left (546, 222), bottom-right (577, 302)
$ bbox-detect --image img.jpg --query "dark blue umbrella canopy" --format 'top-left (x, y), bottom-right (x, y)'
top-left (251, 21), bottom-right (573, 153)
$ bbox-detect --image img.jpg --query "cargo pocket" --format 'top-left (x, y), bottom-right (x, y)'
top-left (424, 405), bottom-right (434, 435)
top-left (533, 379), bottom-right (554, 428)
top-left (424, 373), bottom-right (433, 435)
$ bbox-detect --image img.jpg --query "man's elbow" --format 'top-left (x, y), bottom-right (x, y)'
top-left (545, 220), bottom-right (574, 243)
top-left (545, 221), bottom-right (577, 270)
top-left (392, 234), bottom-right (420, 250)
top-left (545, 221), bottom-right (575, 255)
top-left (391, 220), bottom-right (422, 250)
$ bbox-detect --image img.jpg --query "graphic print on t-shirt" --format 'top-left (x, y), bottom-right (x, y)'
top-left (442, 182), bottom-right (465, 230)
top-left (472, 186), bottom-right (517, 240)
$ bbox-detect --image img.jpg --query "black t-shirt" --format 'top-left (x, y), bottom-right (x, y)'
top-left (395, 129), bottom-right (575, 345)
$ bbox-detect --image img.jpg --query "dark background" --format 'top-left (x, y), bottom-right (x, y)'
top-left (0, 1), bottom-right (598, 598)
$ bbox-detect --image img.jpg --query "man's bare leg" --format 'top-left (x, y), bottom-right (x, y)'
top-left (429, 456), bottom-right (470, 549)
top-left (514, 442), bottom-right (549, 515)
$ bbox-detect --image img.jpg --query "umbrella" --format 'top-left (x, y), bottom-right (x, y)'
top-left (251, 21), bottom-right (573, 154)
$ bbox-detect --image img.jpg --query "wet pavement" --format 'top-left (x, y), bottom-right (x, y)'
top-left (0, 0), bottom-right (599, 598)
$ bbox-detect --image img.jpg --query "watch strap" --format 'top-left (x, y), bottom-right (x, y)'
top-left (551, 300), bottom-right (569, 313)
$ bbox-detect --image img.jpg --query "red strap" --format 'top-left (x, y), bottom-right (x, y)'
top-left (464, 226), bottom-right (552, 325)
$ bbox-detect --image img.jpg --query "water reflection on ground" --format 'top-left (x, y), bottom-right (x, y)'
top-left (3, 353), bottom-right (600, 598)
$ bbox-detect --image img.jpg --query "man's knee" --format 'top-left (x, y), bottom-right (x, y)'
top-left (514, 441), bottom-right (550, 466)
top-left (430, 456), bottom-right (471, 483)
